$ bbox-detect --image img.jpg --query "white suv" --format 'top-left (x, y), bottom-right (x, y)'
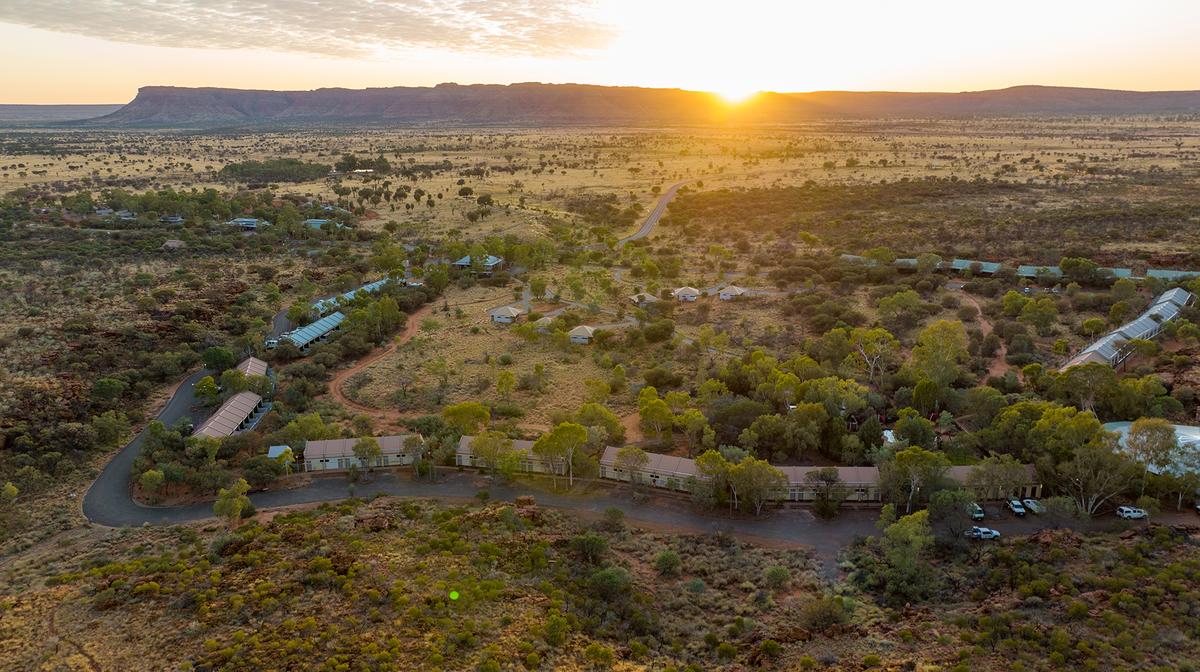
top-left (1116, 506), bottom-right (1147, 520)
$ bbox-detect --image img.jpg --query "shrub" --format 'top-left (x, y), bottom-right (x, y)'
top-left (715, 642), bottom-right (737, 661)
top-left (863, 653), bottom-right (882, 667)
top-left (584, 643), bottom-right (614, 668)
top-left (799, 595), bottom-right (849, 633)
top-left (655, 549), bottom-right (682, 577)
top-left (570, 533), bottom-right (608, 564)
top-left (589, 567), bottom-right (631, 600)
top-left (763, 565), bottom-right (790, 591)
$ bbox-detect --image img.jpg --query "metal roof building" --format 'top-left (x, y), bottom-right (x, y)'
top-left (192, 391), bottom-right (264, 439)
top-left (313, 279), bottom-right (390, 315)
top-left (1062, 288), bottom-right (1195, 370)
top-left (1147, 269), bottom-right (1200, 281)
top-left (950, 259), bottom-right (1001, 274)
top-left (1017, 265), bottom-right (1063, 279)
top-left (1104, 421), bottom-right (1200, 478)
top-left (283, 311), bottom-right (346, 351)
top-left (235, 356), bottom-right (269, 378)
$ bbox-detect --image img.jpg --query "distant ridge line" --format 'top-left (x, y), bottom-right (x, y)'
top-left (37, 83), bottom-right (1200, 127)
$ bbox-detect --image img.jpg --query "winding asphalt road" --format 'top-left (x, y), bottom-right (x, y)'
top-left (81, 307), bottom-right (295, 527)
top-left (616, 179), bottom-right (692, 247)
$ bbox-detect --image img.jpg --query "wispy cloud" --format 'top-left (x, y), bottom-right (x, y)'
top-left (0, 0), bottom-right (613, 58)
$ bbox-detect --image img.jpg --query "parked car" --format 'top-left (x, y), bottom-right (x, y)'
top-left (1195, 501), bottom-right (1200, 515)
top-left (1007, 499), bottom-right (1027, 517)
top-left (1022, 499), bottom-right (1045, 515)
top-left (965, 526), bottom-right (1001, 540)
top-left (970, 502), bottom-right (985, 521)
top-left (1117, 506), bottom-right (1148, 520)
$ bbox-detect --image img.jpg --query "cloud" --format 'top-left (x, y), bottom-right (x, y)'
top-left (0, 0), bottom-right (614, 58)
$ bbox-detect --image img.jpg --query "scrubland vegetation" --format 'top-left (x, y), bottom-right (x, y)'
top-left (3, 118), bottom-right (1200, 669)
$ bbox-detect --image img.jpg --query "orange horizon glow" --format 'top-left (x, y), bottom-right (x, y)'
top-left (1, 1), bottom-right (1199, 104)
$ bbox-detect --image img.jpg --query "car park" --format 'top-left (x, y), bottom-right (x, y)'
top-left (970, 502), bottom-right (985, 520)
top-left (965, 526), bottom-right (1001, 540)
top-left (1007, 499), bottom-right (1027, 516)
top-left (1117, 506), bottom-right (1148, 520)
top-left (1022, 498), bottom-right (1045, 515)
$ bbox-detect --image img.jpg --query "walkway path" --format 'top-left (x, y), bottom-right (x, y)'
top-left (957, 288), bottom-right (1009, 378)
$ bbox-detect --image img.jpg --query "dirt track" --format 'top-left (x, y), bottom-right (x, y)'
top-left (325, 304), bottom-right (433, 426)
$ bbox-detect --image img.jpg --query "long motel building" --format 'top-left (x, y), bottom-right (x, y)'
top-left (303, 433), bottom-right (425, 472)
top-left (594, 447), bottom-right (1041, 503)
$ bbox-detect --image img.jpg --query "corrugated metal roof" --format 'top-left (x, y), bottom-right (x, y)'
top-left (235, 356), bottom-right (268, 378)
top-left (1017, 265), bottom-right (1062, 278)
top-left (284, 311), bottom-right (345, 349)
top-left (313, 278), bottom-right (390, 314)
top-left (1147, 269), bottom-right (1200, 281)
top-left (1062, 288), bottom-right (1195, 371)
top-left (193, 391), bottom-right (262, 439)
top-left (305, 433), bottom-right (423, 460)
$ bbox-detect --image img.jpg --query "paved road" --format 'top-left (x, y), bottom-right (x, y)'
top-left (81, 369), bottom-right (211, 526)
top-left (617, 180), bottom-right (692, 247)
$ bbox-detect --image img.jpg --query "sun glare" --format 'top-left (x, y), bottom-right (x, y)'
top-left (714, 86), bottom-right (758, 104)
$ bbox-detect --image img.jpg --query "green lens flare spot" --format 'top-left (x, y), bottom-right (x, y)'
top-left (449, 591), bottom-right (460, 600)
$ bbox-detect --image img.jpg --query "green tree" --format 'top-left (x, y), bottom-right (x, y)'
top-left (202, 346), bottom-right (237, 373)
top-left (194, 375), bottom-right (219, 403)
top-left (729, 457), bottom-right (786, 515)
top-left (638, 398), bottom-right (674, 444)
top-left (927, 488), bottom-right (976, 544)
top-left (1125, 417), bottom-right (1179, 495)
top-left (532, 422), bottom-right (588, 487)
top-left (614, 444), bottom-right (649, 488)
top-left (883, 445), bottom-right (950, 513)
top-left (966, 453), bottom-right (1029, 501)
top-left (91, 410), bottom-right (130, 448)
top-left (1056, 436), bottom-right (1138, 516)
top-left (138, 469), bottom-right (165, 502)
top-left (1019, 297), bottom-right (1058, 335)
top-left (805, 467), bottom-right (848, 519)
top-left (442, 401), bottom-right (491, 435)
top-left (496, 369), bottom-right (516, 401)
top-left (470, 431), bottom-right (515, 476)
top-left (353, 437), bottom-right (382, 470)
top-left (905, 320), bottom-right (969, 389)
top-left (213, 478), bottom-right (252, 528)
top-left (844, 326), bottom-right (899, 386)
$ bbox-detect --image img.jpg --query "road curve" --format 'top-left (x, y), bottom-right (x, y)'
top-left (81, 368), bottom-right (211, 526)
top-left (617, 179), bottom-right (692, 246)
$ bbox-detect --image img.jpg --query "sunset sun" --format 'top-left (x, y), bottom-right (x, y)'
top-left (714, 86), bottom-right (759, 104)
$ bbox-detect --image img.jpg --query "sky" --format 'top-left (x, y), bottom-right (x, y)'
top-left (1, 0), bottom-right (1198, 104)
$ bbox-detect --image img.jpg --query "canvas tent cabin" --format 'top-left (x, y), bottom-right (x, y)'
top-left (303, 433), bottom-right (424, 472)
top-left (227, 217), bottom-right (267, 231)
top-left (453, 255), bottom-right (505, 276)
top-left (628, 292), bottom-right (659, 308)
top-left (672, 286), bottom-right (701, 302)
top-left (718, 285), bottom-right (746, 301)
top-left (192, 391), bottom-right (266, 439)
top-left (568, 325), bottom-right (596, 344)
top-left (490, 305), bottom-right (526, 324)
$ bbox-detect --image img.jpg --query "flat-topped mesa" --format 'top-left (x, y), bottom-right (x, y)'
top-left (86, 83), bottom-right (1200, 128)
